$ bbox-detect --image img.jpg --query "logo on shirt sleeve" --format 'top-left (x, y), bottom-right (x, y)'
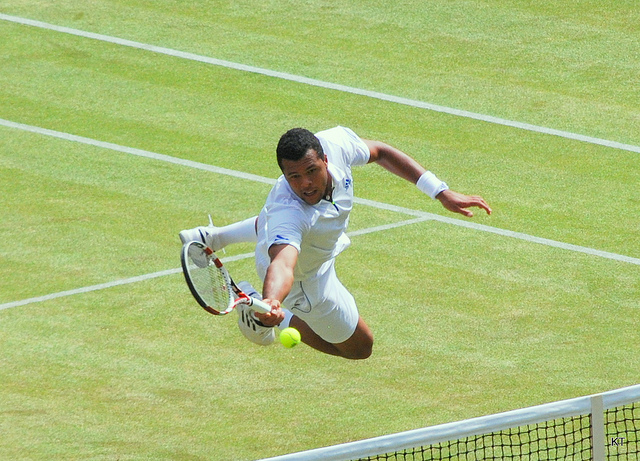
top-left (274, 234), bottom-right (291, 244)
top-left (344, 178), bottom-right (352, 190)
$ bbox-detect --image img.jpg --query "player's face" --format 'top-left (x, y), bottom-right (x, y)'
top-left (281, 150), bottom-right (331, 205)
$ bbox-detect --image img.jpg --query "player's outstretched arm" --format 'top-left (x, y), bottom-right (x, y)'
top-left (255, 244), bottom-right (298, 326)
top-left (363, 139), bottom-right (425, 183)
top-left (362, 139), bottom-right (491, 218)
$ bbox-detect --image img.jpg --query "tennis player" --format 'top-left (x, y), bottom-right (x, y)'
top-left (180, 126), bottom-right (491, 359)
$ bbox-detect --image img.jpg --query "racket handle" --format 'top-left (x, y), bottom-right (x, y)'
top-left (248, 297), bottom-right (273, 314)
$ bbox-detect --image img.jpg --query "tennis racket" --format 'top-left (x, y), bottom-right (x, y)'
top-left (180, 241), bottom-right (271, 315)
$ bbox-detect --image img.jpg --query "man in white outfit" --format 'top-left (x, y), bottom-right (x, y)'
top-left (180, 126), bottom-right (491, 359)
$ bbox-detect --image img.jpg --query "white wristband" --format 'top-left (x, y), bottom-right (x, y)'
top-left (416, 171), bottom-right (449, 199)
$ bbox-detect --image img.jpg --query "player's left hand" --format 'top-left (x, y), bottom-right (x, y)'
top-left (436, 189), bottom-right (492, 217)
top-left (254, 298), bottom-right (285, 327)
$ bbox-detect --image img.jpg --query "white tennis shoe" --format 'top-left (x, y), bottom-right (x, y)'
top-left (186, 242), bottom-right (209, 268)
top-left (237, 305), bottom-right (276, 346)
top-left (236, 281), bottom-right (275, 346)
top-left (179, 216), bottom-right (222, 251)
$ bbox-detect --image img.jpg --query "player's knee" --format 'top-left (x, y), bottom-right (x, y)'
top-left (349, 319), bottom-right (374, 359)
top-left (355, 342), bottom-right (373, 360)
top-left (343, 335), bottom-right (373, 360)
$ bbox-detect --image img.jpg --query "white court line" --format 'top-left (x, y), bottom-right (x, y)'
top-left (2, 117), bottom-right (639, 269)
top-left (1, 13), bottom-right (639, 155)
top-left (0, 252), bottom-right (254, 311)
top-left (0, 119), bottom-right (276, 186)
top-left (0, 268), bottom-right (181, 311)
top-left (0, 219), bottom-right (430, 311)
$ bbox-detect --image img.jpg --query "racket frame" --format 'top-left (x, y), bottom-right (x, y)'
top-left (181, 241), bottom-right (271, 315)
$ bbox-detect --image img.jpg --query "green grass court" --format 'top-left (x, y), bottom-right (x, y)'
top-left (1, 2), bottom-right (639, 460)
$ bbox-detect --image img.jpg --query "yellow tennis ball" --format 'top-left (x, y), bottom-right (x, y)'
top-left (279, 327), bottom-right (301, 348)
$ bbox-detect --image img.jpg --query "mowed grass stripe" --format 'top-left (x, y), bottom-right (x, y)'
top-left (0, 219), bottom-right (430, 311)
top-left (1, 13), bottom-right (639, 155)
top-left (2, 118), bottom-right (639, 269)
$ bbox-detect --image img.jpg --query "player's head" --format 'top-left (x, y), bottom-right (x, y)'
top-left (276, 128), bottom-right (330, 205)
top-left (276, 128), bottom-right (325, 170)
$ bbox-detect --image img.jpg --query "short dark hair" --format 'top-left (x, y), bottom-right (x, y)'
top-left (276, 128), bottom-right (324, 170)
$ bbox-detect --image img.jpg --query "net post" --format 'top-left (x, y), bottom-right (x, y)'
top-left (591, 394), bottom-right (605, 461)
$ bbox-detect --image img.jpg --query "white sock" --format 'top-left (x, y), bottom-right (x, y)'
top-left (217, 217), bottom-right (257, 248)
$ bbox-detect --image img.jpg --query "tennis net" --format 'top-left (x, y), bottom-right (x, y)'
top-left (259, 384), bottom-right (640, 461)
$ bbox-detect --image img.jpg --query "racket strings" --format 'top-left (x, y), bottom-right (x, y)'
top-left (189, 260), bottom-right (233, 312)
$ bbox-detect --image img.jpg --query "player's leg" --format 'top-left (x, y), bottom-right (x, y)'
top-left (286, 262), bottom-right (373, 359)
top-left (235, 278), bottom-right (373, 358)
top-left (290, 315), bottom-right (373, 360)
top-left (179, 216), bottom-right (257, 250)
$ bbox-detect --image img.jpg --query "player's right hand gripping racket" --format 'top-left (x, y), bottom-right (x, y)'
top-left (180, 241), bottom-right (271, 316)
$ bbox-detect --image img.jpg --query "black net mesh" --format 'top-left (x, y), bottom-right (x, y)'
top-left (353, 402), bottom-right (640, 461)
top-left (605, 402), bottom-right (640, 460)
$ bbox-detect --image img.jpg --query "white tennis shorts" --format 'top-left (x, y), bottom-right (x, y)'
top-left (258, 258), bottom-right (359, 344)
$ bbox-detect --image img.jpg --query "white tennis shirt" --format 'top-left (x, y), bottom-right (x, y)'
top-left (255, 126), bottom-right (371, 281)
